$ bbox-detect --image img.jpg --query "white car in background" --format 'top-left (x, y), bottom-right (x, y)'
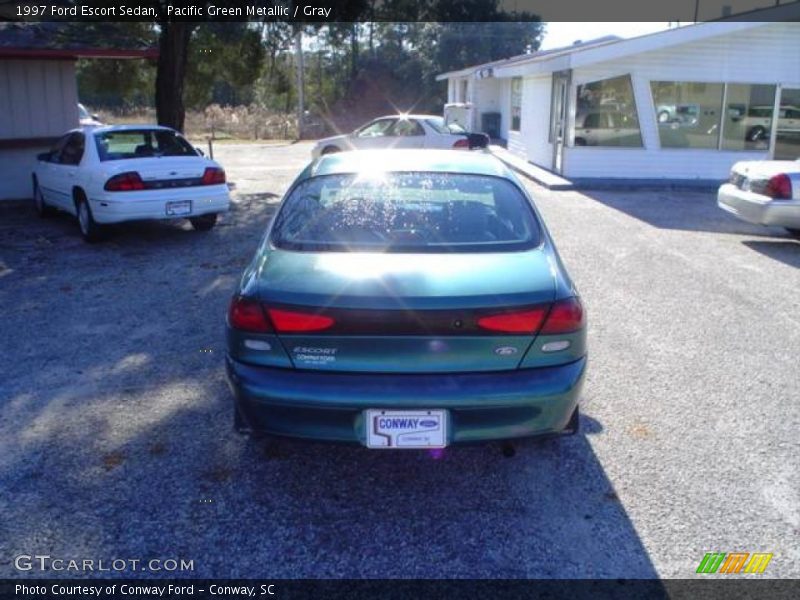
top-left (717, 158), bottom-right (800, 238)
top-left (32, 125), bottom-right (231, 242)
top-left (311, 115), bottom-right (487, 158)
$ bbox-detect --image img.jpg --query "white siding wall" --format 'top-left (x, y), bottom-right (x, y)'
top-left (0, 59), bottom-right (79, 200)
top-left (0, 59), bottom-right (79, 139)
top-left (506, 76), bottom-right (554, 165)
top-left (472, 78), bottom-right (503, 133)
top-left (520, 75), bottom-right (553, 167)
top-left (563, 22), bottom-right (800, 181)
top-left (500, 79), bottom-right (528, 156)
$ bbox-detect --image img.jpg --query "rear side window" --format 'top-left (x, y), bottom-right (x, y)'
top-left (94, 130), bottom-right (197, 161)
top-left (271, 172), bottom-right (541, 253)
top-left (426, 117), bottom-right (467, 135)
top-left (59, 133), bottom-right (85, 165)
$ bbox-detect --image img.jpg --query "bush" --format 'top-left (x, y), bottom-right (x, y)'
top-left (93, 105), bottom-right (299, 141)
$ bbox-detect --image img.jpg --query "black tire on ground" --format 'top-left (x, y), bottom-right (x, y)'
top-left (657, 110), bottom-right (670, 123)
top-left (562, 406), bottom-right (581, 435)
top-left (574, 137), bottom-right (587, 147)
top-left (75, 193), bottom-right (105, 243)
top-left (234, 404), bottom-right (250, 435)
top-left (189, 213), bottom-right (218, 231)
top-left (786, 228), bottom-right (800, 240)
top-left (33, 178), bottom-right (53, 218)
top-left (321, 145), bottom-right (341, 155)
top-left (234, 404), bottom-right (268, 440)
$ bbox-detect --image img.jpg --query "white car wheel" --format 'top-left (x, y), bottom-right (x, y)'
top-left (76, 197), bottom-right (104, 243)
top-left (78, 201), bottom-right (90, 234)
top-left (34, 181), bottom-right (51, 218)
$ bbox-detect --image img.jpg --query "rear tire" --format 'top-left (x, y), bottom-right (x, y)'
top-left (562, 407), bottom-right (580, 435)
top-left (234, 404), bottom-right (269, 441)
top-left (190, 213), bottom-right (218, 231)
top-left (76, 195), bottom-right (105, 243)
top-left (786, 228), bottom-right (800, 240)
top-left (234, 404), bottom-right (251, 435)
top-left (33, 179), bottom-right (52, 218)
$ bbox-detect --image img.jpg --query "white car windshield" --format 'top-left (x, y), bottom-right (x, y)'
top-left (426, 117), bottom-right (467, 135)
top-left (94, 130), bottom-right (198, 161)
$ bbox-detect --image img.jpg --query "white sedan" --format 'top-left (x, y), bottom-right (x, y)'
top-left (717, 158), bottom-right (800, 238)
top-left (33, 125), bottom-right (231, 242)
top-left (311, 115), bottom-right (485, 159)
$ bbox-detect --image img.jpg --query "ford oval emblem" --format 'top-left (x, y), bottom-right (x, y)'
top-left (494, 346), bottom-right (518, 356)
top-left (419, 420), bottom-right (438, 428)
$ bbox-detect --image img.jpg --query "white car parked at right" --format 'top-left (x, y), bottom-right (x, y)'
top-left (717, 158), bottom-right (800, 238)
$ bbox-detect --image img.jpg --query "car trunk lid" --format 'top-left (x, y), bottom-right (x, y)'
top-left (104, 157), bottom-right (212, 188)
top-left (253, 249), bottom-right (556, 373)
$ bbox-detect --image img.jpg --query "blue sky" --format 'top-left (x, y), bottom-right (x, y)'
top-left (540, 22), bottom-right (673, 50)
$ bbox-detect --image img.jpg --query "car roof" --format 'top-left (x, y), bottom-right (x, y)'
top-left (310, 149), bottom-right (513, 179)
top-left (85, 124), bottom-right (177, 134)
top-left (371, 114), bottom-right (442, 121)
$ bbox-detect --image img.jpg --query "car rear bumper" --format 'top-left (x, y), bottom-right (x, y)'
top-left (226, 355), bottom-right (587, 445)
top-left (89, 188), bottom-right (230, 224)
top-left (717, 184), bottom-right (800, 228)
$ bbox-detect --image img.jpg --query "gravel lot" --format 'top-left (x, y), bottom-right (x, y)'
top-left (1, 142), bottom-right (798, 579)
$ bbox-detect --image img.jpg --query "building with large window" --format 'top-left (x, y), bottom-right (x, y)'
top-left (437, 22), bottom-right (800, 185)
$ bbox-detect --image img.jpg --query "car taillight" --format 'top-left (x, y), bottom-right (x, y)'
top-left (765, 173), bottom-right (791, 199)
top-left (452, 138), bottom-right (470, 149)
top-left (228, 296), bottom-right (272, 332)
top-left (477, 308), bottom-right (549, 334)
top-left (540, 297), bottom-right (585, 334)
top-left (266, 308), bottom-right (335, 333)
top-left (104, 172), bottom-right (145, 191)
top-left (201, 167), bottom-right (226, 185)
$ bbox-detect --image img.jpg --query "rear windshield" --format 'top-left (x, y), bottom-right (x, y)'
top-left (271, 172), bottom-right (541, 253)
top-left (94, 130), bottom-right (198, 161)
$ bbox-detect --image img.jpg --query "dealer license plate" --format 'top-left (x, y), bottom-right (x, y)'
top-left (166, 200), bottom-right (192, 216)
top-left (365, 409), bottom-right (447, 449)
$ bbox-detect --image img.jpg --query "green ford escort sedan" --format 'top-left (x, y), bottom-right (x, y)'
top-left (226, 149), bottom-right (586, 449)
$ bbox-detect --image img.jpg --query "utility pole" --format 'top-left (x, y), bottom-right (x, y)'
top-left (295, 28), bottom-right (305, 140)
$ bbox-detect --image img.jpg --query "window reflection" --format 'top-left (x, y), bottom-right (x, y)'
top-left (573, 75), bottom-right (642, 147)
top-left (721, 84), bottom-right (776, 151)
top-left (651, 81), bottom-right (724, 149)
top-left (775, 88), bottom-right (800, 160)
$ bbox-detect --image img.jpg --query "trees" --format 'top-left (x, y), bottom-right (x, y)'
top-left (185, 23), bottom-right (266, 107)
top-left (155, 23), bottom-right (195, 131)
top-left (72, 1), bottom-right (543, 135)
